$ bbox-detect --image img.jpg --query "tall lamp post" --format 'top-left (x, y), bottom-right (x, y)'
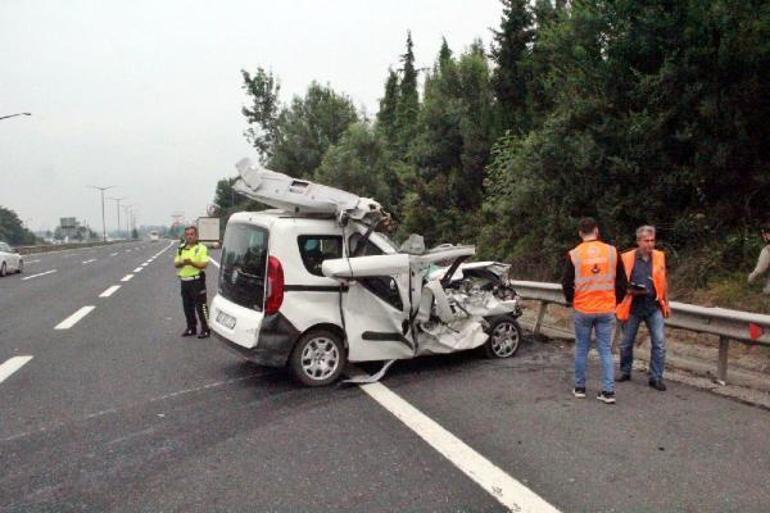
top-left (108, 197), bottom-right (128, 239)
top-left (0, 112), bottom-right (31, 121)
top-left (88, 185), bottom-right (116, 242)
top-left (122, 204), bottom-right (136, 239)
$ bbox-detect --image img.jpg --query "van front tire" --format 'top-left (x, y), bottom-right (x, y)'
top-left (289, 329), bottom-right (346, 386)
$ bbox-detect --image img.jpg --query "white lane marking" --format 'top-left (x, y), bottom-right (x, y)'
top-left (358, 381), bottom-right (562, 513)
top-left (21, 269), bottom-right (57, 281)
top-left (124, 249), bottom-right (132, 253)
top-left (209, 258), bottom-right (220, 268)
top-left (132, 267), bottom-right (143, 272)
top-left (99, 285), bottom-right (121, 298)
top-left (82, 258), bottom-right (97, 264)
top-left (26, 259), bottom-right (40, 264)
top-left (121, 274), bottom-right (134, 282)
top-left (110, 252), bottom-right (118, 257)
top-left (0, 356), bottom-right (34, 385)
top-left (54, 306), bottom-right (96, 330)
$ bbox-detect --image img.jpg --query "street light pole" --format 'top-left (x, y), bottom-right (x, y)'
top-left (0, 112), bottom-right (31, 121)
top-left (108, 197), bottom-right (127, 239)
top-left (88, 185), bottom-right (116, 242)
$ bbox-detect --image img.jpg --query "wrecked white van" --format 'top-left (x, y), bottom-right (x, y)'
top-left (209, 159), bottom-right (523, 386)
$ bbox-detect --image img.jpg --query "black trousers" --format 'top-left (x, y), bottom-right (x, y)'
top-left (181, 276), bottom-right (209, 332)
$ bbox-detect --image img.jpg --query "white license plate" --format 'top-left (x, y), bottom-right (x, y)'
top-left (216, 310), bottom-right (237, 329)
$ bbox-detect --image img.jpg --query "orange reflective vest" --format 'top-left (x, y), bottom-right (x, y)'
top-left (615, 249), bottom-right (670, 321)
top-left (569, 240), bottom-right (618, 314)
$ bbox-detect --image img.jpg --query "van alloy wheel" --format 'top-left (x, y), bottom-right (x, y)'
top-left (290, 329), bottom-right (347, 386)
top-left (484, 316), bottom-right (522, 358)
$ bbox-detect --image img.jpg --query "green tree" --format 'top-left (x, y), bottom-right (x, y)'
top-left (241, 68), bottom-right (281, 163)
top-left (490, 0), bottom-right (533, 135)
top-left (394, 31), bottom-right (420, 157)
top-left (0, 206), bottom-right (37, 245)
top-left (376, 69), bottom-right (400, 151)
top-left (314, 122), bottom-right (397, 211)
top-left (400, 40), bottom-right (495, 245)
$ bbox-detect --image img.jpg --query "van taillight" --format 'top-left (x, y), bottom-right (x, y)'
top-left (265, 256), bottom-right (284, 314)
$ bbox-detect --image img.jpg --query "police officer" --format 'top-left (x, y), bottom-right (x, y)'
top-left (174, 225), bottom-right (210, 338)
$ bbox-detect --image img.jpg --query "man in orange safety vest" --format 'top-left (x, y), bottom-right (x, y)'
top-left (562, 218), bottom-right (627, 404)
top-left (615, 225), bottom-right (670, 391)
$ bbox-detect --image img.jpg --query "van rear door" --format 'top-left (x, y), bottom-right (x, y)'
top-left (211, 222), bottom-right (268, 349)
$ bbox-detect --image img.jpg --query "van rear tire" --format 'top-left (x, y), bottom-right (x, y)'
top-left (289, 329), bottom-right (346, 386)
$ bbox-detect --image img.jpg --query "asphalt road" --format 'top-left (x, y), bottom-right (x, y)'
top-left (0, 241), bottom-right (768, 512)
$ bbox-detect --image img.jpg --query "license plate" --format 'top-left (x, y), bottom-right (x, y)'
top-left (216, 310), bottom-right (237, 329)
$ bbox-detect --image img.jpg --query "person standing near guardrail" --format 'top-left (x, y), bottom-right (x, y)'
top-left (562, 217), bottom-right (627, 404)
top-left (174, 225), bottom-right (211, 339)
top-left (747, 222), bottom-right (770, 294)
top-left (615, 225), bottom-right (670, 391)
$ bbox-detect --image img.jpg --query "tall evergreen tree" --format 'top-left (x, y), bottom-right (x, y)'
top-left (490, 0), bottom-right (533, 135)
top-left (395, 31), bottom-right (420, 157)
top-left (376, 69), bottom-right (400, 151)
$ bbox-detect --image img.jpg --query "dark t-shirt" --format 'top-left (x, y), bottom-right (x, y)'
top-left (630, 251), bottom-right (658, 317)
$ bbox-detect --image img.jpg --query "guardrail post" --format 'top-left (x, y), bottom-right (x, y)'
top-left (533, 301), bottom-right (549, 336)
top-left (717, 336), bottom-right (729, 385)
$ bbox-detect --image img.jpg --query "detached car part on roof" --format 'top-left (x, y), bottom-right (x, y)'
top-left (208, 159), bottom-right (524, 386)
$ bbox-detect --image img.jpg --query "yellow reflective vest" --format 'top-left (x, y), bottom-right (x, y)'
top-left (174, 243), bottom-right (209, 278)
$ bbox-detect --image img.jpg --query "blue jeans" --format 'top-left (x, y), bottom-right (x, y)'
top-left (573, 312), bottom-right (615, 393)
top-left (619, 308), bottom-right (666, 381)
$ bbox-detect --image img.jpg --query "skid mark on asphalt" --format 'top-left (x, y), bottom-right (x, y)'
top-left (357, 377), bottom-right (561, 513)
top-left (0, 356), bottom-right (33, 385)
top-left (1, 371), bottom-right (270, 442)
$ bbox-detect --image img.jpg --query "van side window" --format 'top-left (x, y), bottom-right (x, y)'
top-left (347, 233), bottom-right (403, 311)
top-left (348, 232), bottom-right (384, 256)
top-left (298, 236), bottom-right (343, 276)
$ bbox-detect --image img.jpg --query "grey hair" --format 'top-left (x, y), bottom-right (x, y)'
top-left (636, 225), bottom-right (656, 240)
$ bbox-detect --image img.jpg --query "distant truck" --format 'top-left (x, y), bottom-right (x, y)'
top-left (197, 217), bottom-right (221, 248)
top-left (149, 230), bottom-right (160, 242)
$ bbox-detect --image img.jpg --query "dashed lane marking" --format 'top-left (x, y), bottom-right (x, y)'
top-left (0, 356), bottom-right (34, 385)
top-left (209, 258), bottom-right (220, 268)
top-left (120, 274), bottom-right (134, 282)
top-left (132, 267), bottom-right (143, 273)
top-left (357, 379), bottom-right (562, 513)
top-left (26, 259), bottom-right (40, 264)
top-left (82, 259), bottom-right (97, 264)
top-left (99, 285), bottom-right (121, 298)
top-left (21, 269), bottom-right (57, 281)
top-left (110, 252), bottom-right (118, 257)
top-left (54, 306), bottom-right (96, 330)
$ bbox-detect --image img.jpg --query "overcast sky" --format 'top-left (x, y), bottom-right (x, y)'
top-left (1, 0), bottom-right (503, 232)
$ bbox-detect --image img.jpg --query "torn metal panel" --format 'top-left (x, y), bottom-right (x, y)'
top-left (233, 158), bottom-right (385, 226)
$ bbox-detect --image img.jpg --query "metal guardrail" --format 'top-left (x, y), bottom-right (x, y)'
top-left (15, 240), bottom-right (128, 255)
top-left (510, 280), bottom-right (770, 385)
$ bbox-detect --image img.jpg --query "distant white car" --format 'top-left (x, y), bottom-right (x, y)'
top-left (0, 242), bottom-right (23, 276)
